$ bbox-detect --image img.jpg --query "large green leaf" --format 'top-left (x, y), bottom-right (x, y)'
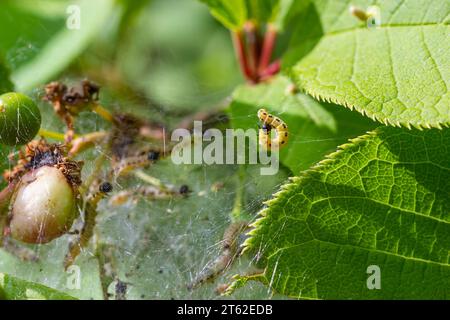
top-left (291, 0), bottom-right (450, 129)
top-left (230, 75), bottom-right (377, 173)
top-left (240, 126), bottom-right (450, 299)
top-left (0, 273), bottom-right (76, 300)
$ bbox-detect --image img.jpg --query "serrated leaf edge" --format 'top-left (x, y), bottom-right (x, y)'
top-left (299, 84), bottom-right (449, 130)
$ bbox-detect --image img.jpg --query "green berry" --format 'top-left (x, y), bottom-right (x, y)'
top-left (0, 92), bottom-right (41, 146)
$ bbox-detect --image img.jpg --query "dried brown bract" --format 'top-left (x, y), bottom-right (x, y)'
top-left (43, 79), bottom-right (101, 142)
top-left (3, 139), bottom-right (83, 188)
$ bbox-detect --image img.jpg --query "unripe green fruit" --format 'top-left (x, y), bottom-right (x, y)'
top-left (0, 92), bottom-right (41, 146)
top-left (10, 166), bottom-right (77, 244)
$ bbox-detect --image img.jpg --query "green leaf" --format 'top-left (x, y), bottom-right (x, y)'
top-left (0, 272), bottom-right (76, 300)
top-left (200, 0), bottom-right (309, 30)
top-left (246, 0), bottom-right (278, 24)
top-left (230, 75), bottom-right (377, 173)
top-left (6, 0), bottom-right (115, 91)
top-left (117, 0), bottom-right (151, 37)
top-left (242, 126), bottom-right (450, 299)
top-left (290, 0), bottom-right (450, 129)
top-left (0, 244), bottom-right (104, 300)
top-left (248, 0), bottom-right (310, 30)
top-left (0, 60), bottom-right (13, 94)
top-left (199, 0), bottom-right (248, 30)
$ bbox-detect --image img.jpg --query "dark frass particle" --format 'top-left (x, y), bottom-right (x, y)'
top-left (147, 151), bottom-right (160, 161)
top-left (99, 182), bottom-right (113, 193)
top-left (179, 185), bottom-right (189, 195)
top-left (0, 92), bottom-right (41, 146)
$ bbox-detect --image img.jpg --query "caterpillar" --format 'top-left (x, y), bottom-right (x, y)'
top-left (257, 108), bottom-right (288, 150)
top-left (187, 222), bottom-right (248, 291)
top-left (109, 184), bottom-right (189, 206)
top-left (112, 150), bottom-right (160, 177)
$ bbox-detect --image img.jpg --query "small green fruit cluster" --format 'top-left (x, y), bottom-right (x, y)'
top-left (0, 92), bottom-right (41, 146)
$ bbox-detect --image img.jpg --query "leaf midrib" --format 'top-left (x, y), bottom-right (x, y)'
top-left (266, 238), bottom-right (449, 268)
top-left (308, 195), bottom-right (450, 225)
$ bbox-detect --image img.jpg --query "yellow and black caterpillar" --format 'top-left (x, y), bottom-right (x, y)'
top-left (257, 108), bottom-right (288, 150)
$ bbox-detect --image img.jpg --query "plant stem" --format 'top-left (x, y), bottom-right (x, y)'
top-left (259, 59), bottom-right (281, 80)
top-left (244, 21), bottom-right (261, 81)
top-left (79, 151), bottom-right (107, 195)
top-left (69, 131), bottom-right (109, 157)
top-left (0, 183), bottom-right (14, 217)
top-left (231, 30), bottom-right (255, 83)
top-left (0, 183), bottom-right (16, 246)
top-left (91, 104), bottom-right (114, 123)
top-left (231, 165), bottom-right (250, 222)
top-left (38, 128), bottom-right (67, 141)
top-left (95, 243), bottom-right (114, 300)
top-left (258, 24), bottom-right (277, 74)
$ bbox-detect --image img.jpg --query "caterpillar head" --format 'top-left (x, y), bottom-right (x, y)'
top-left (257, 108), bottom-right (268, 121)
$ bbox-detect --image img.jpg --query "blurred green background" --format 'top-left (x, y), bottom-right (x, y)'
top-left (0, 0), bottom-right (242, 113)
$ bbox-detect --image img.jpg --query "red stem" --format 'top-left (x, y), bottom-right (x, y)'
top-left (231, 30), bottom-right (255, 83)
top-left (259, 59), bottom-right (281, 80)
top-left (244, 21), bottom-right (261, 81)
top-left (258, 24), bottom-right (277, 74)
